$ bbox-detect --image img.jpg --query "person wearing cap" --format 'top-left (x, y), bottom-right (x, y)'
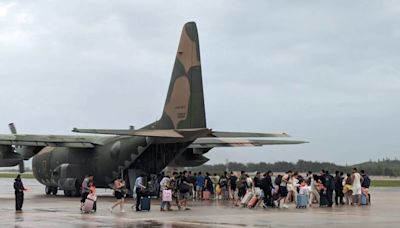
top-left (14, 174), bottom-right (27, 212)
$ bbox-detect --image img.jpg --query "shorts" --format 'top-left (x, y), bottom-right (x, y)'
top-left (352, 187), bottom-right (362, 195)
top-left (114, 191), bottom-right (123, 199)
top-left (179, 192), bottom-right (190, 200)
top-left (81, 192), bottom-right (89, 203)
top-left (279, 186), bottom-right (288, 197)
top-left (196, 186), bottom-right (203, 191)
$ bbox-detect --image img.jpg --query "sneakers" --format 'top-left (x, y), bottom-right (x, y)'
top-left (282, 204), bottom-right (289, 209)
top-left (109, 207), bottom-right (113, 213)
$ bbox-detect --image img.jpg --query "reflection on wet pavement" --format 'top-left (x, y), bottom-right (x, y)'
top-left (1, 178), bottom-right (400, 227)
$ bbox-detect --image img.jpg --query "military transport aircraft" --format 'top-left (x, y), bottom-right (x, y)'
top-left (0, 22), bottom-right (306, 196)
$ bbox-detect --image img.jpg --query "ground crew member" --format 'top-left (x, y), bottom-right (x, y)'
top-left (14, 174), bottom-right (27, 212)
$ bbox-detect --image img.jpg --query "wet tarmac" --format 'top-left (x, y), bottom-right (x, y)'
top-left (1, 178), bottom-right (400, 227)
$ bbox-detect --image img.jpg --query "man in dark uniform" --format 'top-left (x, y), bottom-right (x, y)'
top-left (14, 174), bottom-right (27, 212)
top-left (334, 171), bottom-right (344, 205)
top-left (322, 170), bottom-right (335, 207)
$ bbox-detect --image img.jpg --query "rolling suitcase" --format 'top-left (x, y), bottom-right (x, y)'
top-left (140, 196), bottom-right (151, 211)
top-left (82, 194), bottom-right (97, 213)
top-left (241, 191), bottom-right (254, 206)
top-left (296, 194), bottom-right (308, 208)
top-left (320, 192), bottom-right (329, 207)
top-left (203, 191), bottom-right (211, 200)
top-left (247, 195), bottom-right (259, 208)
top-left (361, 194), bottom-right (368, 205)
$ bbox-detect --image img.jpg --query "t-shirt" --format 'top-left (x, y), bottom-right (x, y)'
top-left (135, 176), bottom-right (145, 189)
top-left (352, 173), bottom-right (362, 189)
top-left (229, 175), bottom-right (237, 189)
top-left (219, 176), bottom-right (228, 188)
top-left (81, 178), bottom-right (90, 193)
top-left (179, 176), bottom-right (190, 193)
top-left (196, 175), bottom-right (205, 187)
top-left (160, 177), bottom-right (170, 191)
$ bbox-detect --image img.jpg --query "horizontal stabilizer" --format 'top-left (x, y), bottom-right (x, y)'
top-left (212, 131), bottom-right (290, 137)
top-left (189, 137), bottom-right (308, 148)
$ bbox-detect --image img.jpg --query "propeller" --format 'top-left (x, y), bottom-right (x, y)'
top-left (8, 123), bottom-right (25, 173)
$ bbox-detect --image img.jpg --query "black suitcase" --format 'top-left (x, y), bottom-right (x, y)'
top-left (320, 192), bottom-right (329, 207)
top-left (140, 196), bottom-right (151, 211)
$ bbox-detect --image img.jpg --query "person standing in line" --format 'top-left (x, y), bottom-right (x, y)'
top-left (351, 168), bottom-right (363, 206)
top-left (360, 170), bottom-right (371, 203)
top-left (160, 174), bottom-right (172, 211)
top-left (14, 174), bottom-right (27, 212)
top-left (235, 171), bottom-right (247, 206)
top-left (170, 172), bottom-right (181, 210)
top-left (323, 170), bottom-right (335, 207)
top-left (308, 174), bottom-right (320, 207)
top-left (261, 171), bottom-right (274, 208)
top-left (342, 173), bottom-right (353, 205)
top-left (334, 171), bottom-right (344, 205)
top-left (110, 176), bottom-right (126, 213)
top-left (178, 171), bottom-right (193, 210)
top-left (229, 171), bottom-right (238, 201)
top-left (195, 172), bottom-right (205, 200)
top-left (218, 172), bottom-right (229, 200)
top-left (134, 174), bottom-right (146, 211)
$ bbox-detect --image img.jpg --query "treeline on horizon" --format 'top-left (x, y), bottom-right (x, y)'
top-left (189, 159), bottom-right (400, 177)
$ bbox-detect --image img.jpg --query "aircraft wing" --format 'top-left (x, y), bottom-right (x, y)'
top-left (0, 134), bottom-right (106, 148)
top-left (188, 137), bottom-right (308, 148)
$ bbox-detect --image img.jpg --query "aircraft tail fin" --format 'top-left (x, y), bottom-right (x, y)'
top-left (158, 22), bottom-right (206, 129)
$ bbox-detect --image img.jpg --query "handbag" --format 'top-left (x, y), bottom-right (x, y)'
top-left (162, 189), bottom-right (172, 202)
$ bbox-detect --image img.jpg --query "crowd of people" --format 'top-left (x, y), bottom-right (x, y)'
top-left (154, 167), bottom-right (371, 211)
top-left (12, 167), bottom-right (371, 213)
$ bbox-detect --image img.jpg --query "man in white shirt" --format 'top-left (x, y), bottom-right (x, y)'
top-left (135, 174), bottom-right (146, 211)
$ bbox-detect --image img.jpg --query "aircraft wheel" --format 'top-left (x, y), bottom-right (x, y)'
top-left (45, 186), bottom-right (52, 195)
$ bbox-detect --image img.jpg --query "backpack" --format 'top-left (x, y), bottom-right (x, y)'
top-left (274, 175), bottom-right (282, 186)
top-left (361, 175), bottom-right (371, 188)
top-left (237, 176), bottom-right (246, 189)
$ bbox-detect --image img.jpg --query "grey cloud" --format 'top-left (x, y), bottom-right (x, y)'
top-left (0, 1), bottom-right (399, 165)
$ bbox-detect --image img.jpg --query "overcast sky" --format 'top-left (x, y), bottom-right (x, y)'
top-left (0, 1), bottom-right (399, 166)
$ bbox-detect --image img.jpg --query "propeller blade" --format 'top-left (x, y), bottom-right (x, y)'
top-left (8, 123), bottom-right (25, 173)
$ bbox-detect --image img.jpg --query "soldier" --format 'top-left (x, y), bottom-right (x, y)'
top-left (14, 174), bottom-right (27, 212)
